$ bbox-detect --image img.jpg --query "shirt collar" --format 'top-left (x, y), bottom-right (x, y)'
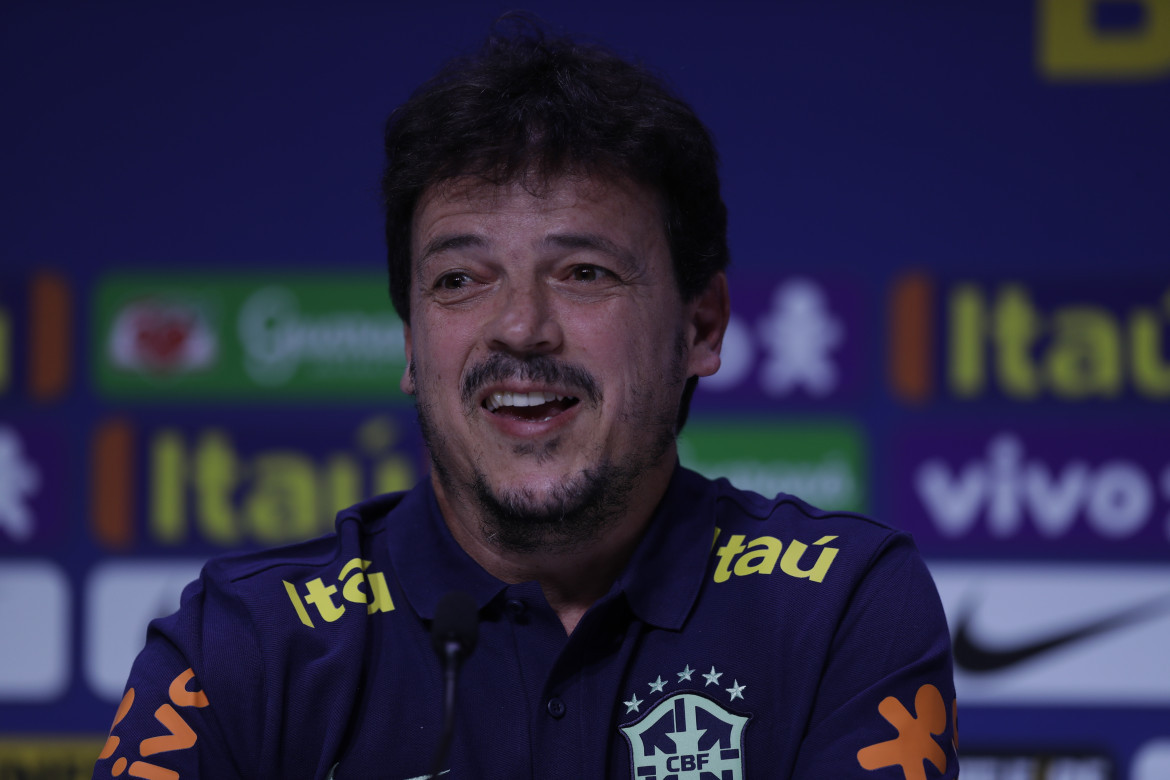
top-left (384, 479), bottom-right (508, 620)
top-left (383, 466), bottom-right (717, 628)
top-left (613, 465), bottom-right (717, 631)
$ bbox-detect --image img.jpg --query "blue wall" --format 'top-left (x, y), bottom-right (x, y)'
top-left (2, 2), bottom-right (1168, 777)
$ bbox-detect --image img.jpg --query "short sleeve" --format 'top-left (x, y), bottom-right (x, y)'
top-left (790, 532), bottom-right (959, 779)
top-left (91, 569), bottom-right (261, 780)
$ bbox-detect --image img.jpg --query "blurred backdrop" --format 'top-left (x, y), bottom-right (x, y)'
top-left (2, 1), bottom-right (1168, 777)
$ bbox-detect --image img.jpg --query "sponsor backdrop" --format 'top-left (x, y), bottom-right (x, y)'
top-left (2, 2), bottom-right (1168, 777)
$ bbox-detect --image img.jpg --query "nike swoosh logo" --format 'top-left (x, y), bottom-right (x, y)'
top-left (953, 592), bottom-right (1170, 674)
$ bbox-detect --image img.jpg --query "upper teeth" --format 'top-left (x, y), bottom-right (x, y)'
top-left (487, 391), bottom-right (566, 411)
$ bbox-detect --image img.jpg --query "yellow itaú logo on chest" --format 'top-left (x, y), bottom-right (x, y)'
top-left (283, 557), bottom-right (395, 627)
top-left (711, 528), bottom-right (840, 584)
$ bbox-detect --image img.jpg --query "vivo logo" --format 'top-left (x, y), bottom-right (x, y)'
top-left (915, 433), bottom-right (1170, 542)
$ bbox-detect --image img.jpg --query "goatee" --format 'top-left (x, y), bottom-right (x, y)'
top-left (411, 341), bottom-right (682, 554)
top-left (470, 458), bottom-right (639, 554)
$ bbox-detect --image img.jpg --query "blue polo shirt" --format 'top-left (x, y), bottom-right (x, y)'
top-left (93, 466), bottom-right (958, 779)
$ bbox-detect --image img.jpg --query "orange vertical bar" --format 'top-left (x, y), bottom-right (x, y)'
top-left (92, 417), bottom-right (135, 550)
top-left (0, 307), bottom-right (10, 395)
top-left (29, 270), bottom-right (72, 402)
top-left (888, 271), bottom-right (933, 404)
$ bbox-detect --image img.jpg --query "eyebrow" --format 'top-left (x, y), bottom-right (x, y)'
top-left (545, 233), bottom-right (637, 267)
top-left (417, 234), bottom-right (487, 265)
top-left (417, 231), bottom-right (638, 268)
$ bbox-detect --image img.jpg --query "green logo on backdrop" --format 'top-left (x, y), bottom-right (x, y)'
top-left (95, 273), bottom-right (409, 400)
top-left (679, 420), bottom-right (866, 512)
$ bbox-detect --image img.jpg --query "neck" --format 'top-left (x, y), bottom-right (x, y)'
top-left (434, 459), bottom-right (675, 635)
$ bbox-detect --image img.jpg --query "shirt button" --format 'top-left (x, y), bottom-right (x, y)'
top-left (505, 599), bottom-right (527, 618)
top-left (546, 697), bottom-right (566, 719)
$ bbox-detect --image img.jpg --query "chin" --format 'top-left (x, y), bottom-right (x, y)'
top-left (471, 461), bottom-right (636, 554)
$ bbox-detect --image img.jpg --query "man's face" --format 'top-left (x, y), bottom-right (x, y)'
top-left (402, 174), bottom-right (724, 551)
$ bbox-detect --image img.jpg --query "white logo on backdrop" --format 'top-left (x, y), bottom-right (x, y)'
top-left (757, 278), bottom-right (843, 396)
top-left (0, 425), bottom-right (41, 542)
top-left (108, 298), bottom-right (218, 375)
top-left (703, 278), bottom-right (845, 397)
top-left (915, 433), bottom-right (1169, 541)
top-left (0, 562), bottom-right (69, 700)
top-left (1133, 739), bottom-right (1170, 780)
top-left (85, 560), bottom-right (205, 702)
top-left (929, 563), bottom-right (1170, 705)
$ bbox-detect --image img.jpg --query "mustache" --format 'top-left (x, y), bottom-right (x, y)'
top-left (460, 353), bottom-right (601, 407)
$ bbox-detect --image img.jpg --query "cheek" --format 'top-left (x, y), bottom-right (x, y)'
top-left (412, 325), bottom-right (477, 401)
top-left (583, 312), bottom-right (678, 372)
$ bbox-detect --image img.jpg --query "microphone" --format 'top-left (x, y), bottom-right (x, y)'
top-left (429, 591), bottom-right (479, 778)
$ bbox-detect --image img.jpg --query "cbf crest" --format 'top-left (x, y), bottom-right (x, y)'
top-left (620, 691), bottom-right (749, 779)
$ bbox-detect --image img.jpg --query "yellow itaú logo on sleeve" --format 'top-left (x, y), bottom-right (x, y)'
top-left (711, 528), bottom-right (840, 584)
top-left (283, 558), bottom-right (395, 627)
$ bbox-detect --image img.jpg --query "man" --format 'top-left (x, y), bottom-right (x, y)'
top-left (95, 19), bottom-right (958, 780)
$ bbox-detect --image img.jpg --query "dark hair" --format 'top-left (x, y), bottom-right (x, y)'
top-left (381, 15), bottom-right (729, 324)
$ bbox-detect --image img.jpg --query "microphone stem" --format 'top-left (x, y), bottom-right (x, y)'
top-left (429, 640), bottom-right (462, 778)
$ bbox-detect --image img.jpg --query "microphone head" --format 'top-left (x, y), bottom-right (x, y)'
top-left (431, 590), bottom-right (479, 659)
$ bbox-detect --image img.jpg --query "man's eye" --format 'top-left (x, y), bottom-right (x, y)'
top-left (436, 272), bottom-right (471, 290)
top-left (571, 265), bottom-right (609, 283)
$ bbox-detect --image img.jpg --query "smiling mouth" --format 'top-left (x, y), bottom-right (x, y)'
top-left (484, 390), bottom-right (580, 422)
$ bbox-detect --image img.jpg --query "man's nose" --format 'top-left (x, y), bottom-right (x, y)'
top-left (486, 280), bottom-right (564, 355)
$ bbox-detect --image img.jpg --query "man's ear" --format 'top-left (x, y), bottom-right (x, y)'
top-left (686, 272), bottom-right (730, 379)
top-left (400, 322), bottom-right (415, 395)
